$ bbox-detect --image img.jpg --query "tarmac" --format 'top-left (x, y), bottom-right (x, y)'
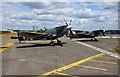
top-left (0, 35), bottom-right (119, 77)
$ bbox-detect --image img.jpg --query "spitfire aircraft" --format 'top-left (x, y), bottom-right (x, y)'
top-left (11, 18), bottom-right (73, 46)
top-left (67, 28), bottom-right (105, 42)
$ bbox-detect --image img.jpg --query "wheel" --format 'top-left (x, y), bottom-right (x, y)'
top-left (28, 38), bottom-right (33, 41)
top-left (18, 41), bottom-right (22, 43)
top-left (50, 41), bottom-right (55, 46)
top-left (23, 36), bottom-right (27, 40)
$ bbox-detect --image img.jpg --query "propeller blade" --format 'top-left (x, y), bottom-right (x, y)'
top-left (99, 26), bottom-right (101, 30)
top-left (44, 27), bottom-right (47, 30)
top-left (99, 26), bottom-right (105, 36)
top-left (63, 17), bottom-right (68, 26)
top-left (102, 27), bottom-right (104, 30)
top-left (102, 27), bottom-right (105, 36)
top-left (69, 19), bottom-right (72, 25)
top-left (101, 30), bottom-right (105, 36)
top-left (65, 30), bottom-right (69, 37)
top-left (69, 29), bottom-right (74, 40)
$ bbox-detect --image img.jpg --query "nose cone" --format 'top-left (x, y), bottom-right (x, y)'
top-left (67, 25), bottom-right (72, 29)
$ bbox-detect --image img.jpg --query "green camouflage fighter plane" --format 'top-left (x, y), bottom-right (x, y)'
top-left (11, 18), bottom-right (73, 46)
top-left (67, 28), bottom-right (105, 42)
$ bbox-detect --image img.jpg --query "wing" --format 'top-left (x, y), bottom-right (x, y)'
top-left (18, 31), bottom-right (49, 40)
top-left (25, 32), bottom-right (47, 35)
top-left (74, 32), bottom-right (94, 38)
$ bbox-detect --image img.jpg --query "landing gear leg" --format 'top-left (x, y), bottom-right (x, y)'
top-left (18, 37), bottom-right (22, 43)
top-left (49, 36), bottom-right (55, 46)
top-left (94, 38), bottom-right (98, 42)
top-left (91, 38), bottom-right (93, 41)
top-left (50, 41), bottom-right (55, 46)
top-left (57, 39), bottom-right (61, 44)
top-left (57, 39), bottom-right (63, 47)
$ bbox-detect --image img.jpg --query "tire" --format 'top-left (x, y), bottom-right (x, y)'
top-left (50, 41), bottom-right (55, 46)
top-left (28, 37), bottom-right (33, 41)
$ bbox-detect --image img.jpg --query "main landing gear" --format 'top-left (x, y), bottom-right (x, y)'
top-left (94, 38), bottom-right (98, 42)
top-left (91, 38), bottom-right (98, 42)
top-left (50, 41), bottom-right (55, 46)
top-left (57, 39), bottom-right (63, 47)
top-left (49, 39), bottom-right (62, 46)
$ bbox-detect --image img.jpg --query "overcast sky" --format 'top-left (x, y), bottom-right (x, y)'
top-left (1, 1), bottom-right (119, 31)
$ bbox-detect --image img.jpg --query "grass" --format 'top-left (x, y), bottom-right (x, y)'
top-left (114, 47), bottom-right (120, 54)
top-left (0, 33), bottom-right (17, 36)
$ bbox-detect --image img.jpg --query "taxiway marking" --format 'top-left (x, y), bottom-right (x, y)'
top-left (54, 72), bottom-right (77, 77)
top-left (0, 43), bottom-right (14, 53)
top-left (77, 65), bottom-right (108, 71)
top-left (99, 56), bottom-right (116, 60)
top-left (20, 40), bottom-right (57, 44)
top-left (0, 33), bottom-right (17, 36)
top-left (90, 60), bottom-right (117, 64)
top-left (37, 53), bottom-right (104, 77)
top-left (54, 72), bottom-right (69, 75)
top-left (75, 41), bottom-right (120, 59)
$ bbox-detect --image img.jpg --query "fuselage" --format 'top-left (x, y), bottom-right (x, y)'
top-left (45, 25), bottom-right (71, 38)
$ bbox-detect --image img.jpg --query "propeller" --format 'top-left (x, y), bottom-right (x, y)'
top-left (68, 19), bottom-right (74, 39)
top-left (69, 29), bottom-right (74, 39)
top-left (99, 26), bottom-right (104, 30)
top-left (63, 18), bottom-right (74, 39)
top-left (65, 28), bottom-right (74, 39)
top-left (98, 26), bottom-right (105, 36)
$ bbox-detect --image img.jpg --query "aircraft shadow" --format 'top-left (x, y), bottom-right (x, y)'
top-left (0, 47), bottom-right (8, 48)
top-left (76, 39), bottom-right (97, 42)
top-left (16, 42), bottom-right (67, 48)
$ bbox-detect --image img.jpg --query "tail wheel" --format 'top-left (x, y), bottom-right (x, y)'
top-left (50, 41), bottom-right (55, 46)
top-left (28, 38), bottom-right (33, 41)
top-left (23, 36), bottom-right (27, 40)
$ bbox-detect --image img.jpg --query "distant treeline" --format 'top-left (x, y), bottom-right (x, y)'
top-left (0, 31), bottom-right (11, 34)
top-left (105, 30), bottom-right (120, 34)
top-left (72, 30), bottom-right (120, 34)
top-left (13, 30), bottom-right (35, 32)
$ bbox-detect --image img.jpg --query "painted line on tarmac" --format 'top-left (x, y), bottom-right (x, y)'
top-left (101, 55), bottom-right (116, 60)
top-left (75, 41), bottom-right (120, 59)
top-left (0, 33), bottom-right (17, 36)
top-left (54, 72), bottom-right (69, 75)
top-left (77, 65), bottom-right (108, 71)
top-left (21, 40), bottom-right (57, 43)
top-left (54, 72), bottom-right (77, 77)
top-left (37, 53), bottom-right (104, 77)
top-left (0, 43), bottom-right (14, 53)
top-left (90, 60), bottom-right (117, 64)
